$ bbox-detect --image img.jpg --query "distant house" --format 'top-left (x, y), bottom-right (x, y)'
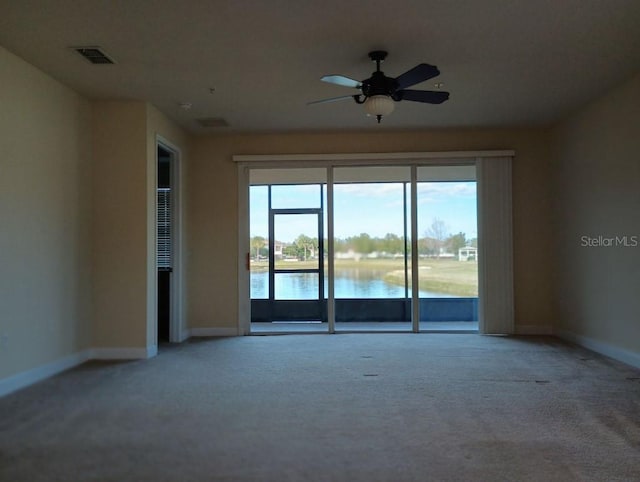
top-left (335, 249), bottom-right (361, 261)
top-left (458, 247), bottom-right (477, 261)
top-left (273, 241), bottom-right (286, 259)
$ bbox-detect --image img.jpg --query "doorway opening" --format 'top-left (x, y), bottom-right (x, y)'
top-left (157, 145), bottom-right (172, 343)
top-left (156, 141), bottom-right (183, 344)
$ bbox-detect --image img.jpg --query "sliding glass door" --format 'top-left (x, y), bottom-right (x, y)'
top-left (248, 163), bottom-right (479, 334)
top-left (333, 166), bottom-right (412, 331)
top-left (416, 165), bottom-right (478, 331)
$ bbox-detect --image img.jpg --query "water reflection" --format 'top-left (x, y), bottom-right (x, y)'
top-left (250, 269), bottom-right (453, 299)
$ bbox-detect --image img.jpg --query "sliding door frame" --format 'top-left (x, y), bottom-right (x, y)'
top-left (236, 150), bottom-right (514, 335)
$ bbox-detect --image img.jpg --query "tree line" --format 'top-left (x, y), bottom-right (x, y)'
top-left (251, 219), bottom-right (476, 260)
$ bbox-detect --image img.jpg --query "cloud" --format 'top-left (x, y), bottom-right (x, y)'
top-left (417, 182), bottom-right (476, 204)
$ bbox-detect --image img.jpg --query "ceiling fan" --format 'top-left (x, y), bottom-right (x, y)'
top-left (309, 51), bottom-right (449, 123)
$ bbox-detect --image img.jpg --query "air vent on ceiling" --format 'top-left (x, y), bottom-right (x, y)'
top-left (72, 46), bottom-right (115, 64)
top-left (196, 118), bottom-right (229, 128)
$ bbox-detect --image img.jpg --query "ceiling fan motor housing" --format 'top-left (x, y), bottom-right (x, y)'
top-left (362, 71), bottom-right (399, 98)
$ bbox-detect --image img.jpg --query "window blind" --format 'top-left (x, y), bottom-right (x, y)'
top-left (157, 188), bottom-right (171, 269)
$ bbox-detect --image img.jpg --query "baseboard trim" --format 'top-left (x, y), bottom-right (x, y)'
top-left (557, 330), bottom-right (640, 369)
top-left (0, 350), bottom-right (91, 398)
top-left (189, 327), bottom-right (239, 337)
top-left (0, 344), bottom-right (161, 398)
top-left (91, 347), bottom-right (155, 360)
top-left (515, 324), bottom-right (554, 335)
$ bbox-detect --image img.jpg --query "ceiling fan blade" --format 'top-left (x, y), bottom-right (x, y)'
top-left (398, 89), bottom-right (450, 104)
top-left (320, 75), bottom-right (362, 88)
top-left (307, 95), bottom-right (357, 105)
top-left (394, 64), bottom-right (440, 89)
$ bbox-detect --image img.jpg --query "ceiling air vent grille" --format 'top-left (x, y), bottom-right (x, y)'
top-left (72, 47), bottom-right (115, 64)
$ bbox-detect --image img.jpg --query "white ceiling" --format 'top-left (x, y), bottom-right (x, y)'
top-left (1, 0), bottom-right (639, 134)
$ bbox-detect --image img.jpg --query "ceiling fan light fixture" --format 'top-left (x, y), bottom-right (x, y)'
top-left (363, 95), bottom-right (394, 123)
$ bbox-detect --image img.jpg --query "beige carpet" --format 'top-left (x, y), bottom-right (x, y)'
top-left (1, 334), bottom-right (639, 481)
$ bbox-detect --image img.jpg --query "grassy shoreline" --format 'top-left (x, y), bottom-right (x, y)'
top-left (383, 268), bottom-right (478, 297)
top-left (251, 258), bottom-right (478, 297)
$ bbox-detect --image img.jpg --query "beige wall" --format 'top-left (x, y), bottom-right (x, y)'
top-left (91, 101), bottom-right (149, 348)
top-left (552, 73), bottom-right (640, 354)
top-left (0, 47), bottom-right (92, 378)
top-left (190, 128), bottom-right (554, 332)
top-left (91, 101), bottom-right (190, 350)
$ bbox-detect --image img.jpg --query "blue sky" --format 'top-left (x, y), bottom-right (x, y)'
top-left (250, 182), bottom-right (477, 242)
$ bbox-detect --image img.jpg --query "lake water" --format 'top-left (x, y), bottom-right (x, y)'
top-left (250, 269), bottom-right (454, 299)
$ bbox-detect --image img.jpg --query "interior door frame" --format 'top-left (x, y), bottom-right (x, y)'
top-left (235, 150), bottom-right (514, 336)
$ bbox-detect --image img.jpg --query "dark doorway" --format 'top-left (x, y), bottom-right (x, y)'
top-left (157, 145), bottom-right (172, 343)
